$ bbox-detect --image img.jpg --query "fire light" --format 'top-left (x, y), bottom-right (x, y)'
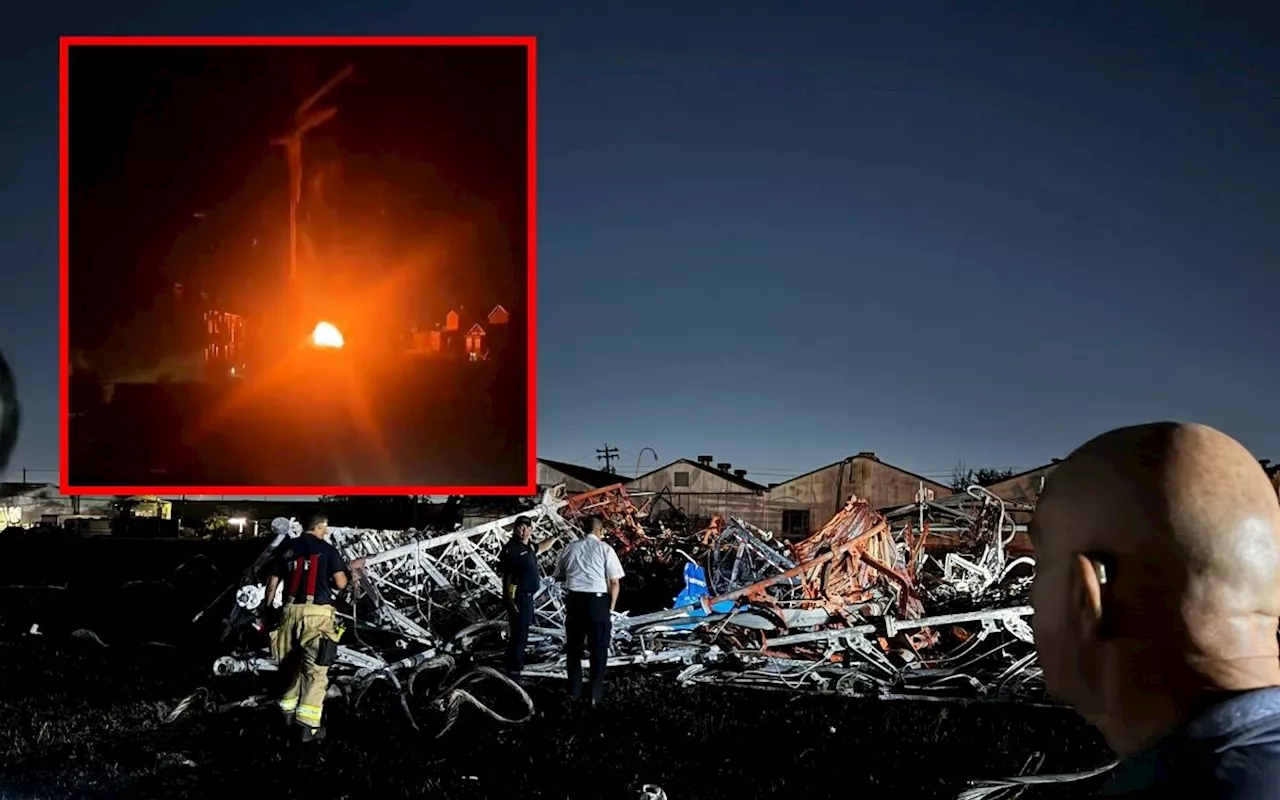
top-left (312, 321), bottom-right (345, 349)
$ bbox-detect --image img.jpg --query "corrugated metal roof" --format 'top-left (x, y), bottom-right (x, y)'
top-left (538, 458), bottom-right (628, 489)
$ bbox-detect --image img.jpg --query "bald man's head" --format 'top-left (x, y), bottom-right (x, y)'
top-left (1030, 422), bottom-right (1280, 752)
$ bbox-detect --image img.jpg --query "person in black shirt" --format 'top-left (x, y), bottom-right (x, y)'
top-left (499, 521), bottom-right (557, 672)
top-left (1031, 423), bottom-right (1280, 798)
top-left (263, 513), bottom-right (350, 742)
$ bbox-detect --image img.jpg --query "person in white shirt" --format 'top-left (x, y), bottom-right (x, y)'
top-left (553, 514), bottom-right (625, 704)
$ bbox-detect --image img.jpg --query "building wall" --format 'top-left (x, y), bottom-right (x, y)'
top-left (973, 463), bottom-right (1058, 525)
top-left (639, 490), bottom-right (766, 524)
top-left (204, 310), bottom-right (246, 371)
top-left (984, 464), bottom-right (1058, 505)
top-left (627, 462), bottom-right (764, 523)
top-left (536, 463), bottom-right (612, 495)
top-left (761, 457), bottom-right (950, 538)
top-left (628, 463), bottom-right (750, 496)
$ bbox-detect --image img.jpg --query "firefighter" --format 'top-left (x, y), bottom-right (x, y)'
top-left (262, 513), bottom-right (350, 742)
top-left (498, 521), bottom-right (557, 673)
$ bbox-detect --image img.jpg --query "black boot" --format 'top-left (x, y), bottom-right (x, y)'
top-left (300, 725), bottom-right (327, 743)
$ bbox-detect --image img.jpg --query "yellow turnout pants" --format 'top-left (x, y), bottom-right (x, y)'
top-left (269, 602), bottom-right (339, 729)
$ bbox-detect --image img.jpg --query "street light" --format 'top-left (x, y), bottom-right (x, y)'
top-left (635, 447), bottom-right (659, 477)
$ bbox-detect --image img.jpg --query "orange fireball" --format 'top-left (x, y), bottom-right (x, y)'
top-left (311, 321), bottom-right (345, 349)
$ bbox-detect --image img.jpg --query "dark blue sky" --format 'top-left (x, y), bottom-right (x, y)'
top-left (5, 1), bottom-right (1277, 489)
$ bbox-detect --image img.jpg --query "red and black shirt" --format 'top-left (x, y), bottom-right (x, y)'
top-left (270, 535), bottom-right (350, 606)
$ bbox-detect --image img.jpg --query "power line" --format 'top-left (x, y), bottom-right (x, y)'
top-left (564, 449), bottom-right (1037, 482)
top-left (615, 454), bottom-right (1031, 477)
top-left (10, 467), bottom-right (58, 484)
top-left (596, 445), bottom-right (619, 475)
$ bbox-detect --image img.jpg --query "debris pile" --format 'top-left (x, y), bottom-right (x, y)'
top-left (884, 485), bottom-right (1037, 607)
top-left (208, 483), bottom-right (1044, 731)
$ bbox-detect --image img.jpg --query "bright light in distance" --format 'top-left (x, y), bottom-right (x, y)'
top-left (311, 321), bottom-right (345, 349)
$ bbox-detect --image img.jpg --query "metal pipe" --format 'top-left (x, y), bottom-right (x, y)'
top-left (762, 605), bottom-right (1032, 648)
top-left (764, 624), bottom-right (877, 648)
top-left (352, 503), bottom-right (569, 569)
top-left (885, 605), bottom-right (1032, 636)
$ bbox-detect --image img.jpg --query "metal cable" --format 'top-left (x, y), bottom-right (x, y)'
top-left (70, 628), bottom-right (109, 648)
top-left (435, 665), bottom-right (534, 737)
top-left (407, 654), bottom-right (456, 696)
top-left (161, 688), bottom-right (212, 724)
top-left (956, 761), bottom-right (1118, 800)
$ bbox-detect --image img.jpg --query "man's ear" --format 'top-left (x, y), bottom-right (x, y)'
top-left (1071, 552), bottom-right (1108, 640)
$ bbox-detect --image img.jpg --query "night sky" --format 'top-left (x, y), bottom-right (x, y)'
top-left (4, 1), bottom-right (1278, 489)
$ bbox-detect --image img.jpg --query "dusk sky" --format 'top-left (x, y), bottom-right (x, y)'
top-left (4, 1), bottom-right (1277, 490)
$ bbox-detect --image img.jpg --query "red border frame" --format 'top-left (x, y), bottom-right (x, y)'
top-left (59, 36), bottom-right (537, 496)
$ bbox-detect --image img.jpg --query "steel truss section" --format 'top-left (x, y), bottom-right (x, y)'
top-left (208, 483), bottom-right (1044, 723)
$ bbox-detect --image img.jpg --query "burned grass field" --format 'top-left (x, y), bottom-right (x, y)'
top-left (0, 531), bottom-right (1112, 799)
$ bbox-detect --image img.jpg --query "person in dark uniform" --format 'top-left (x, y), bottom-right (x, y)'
top-left (499, 521), bottom-right (557, 672)
top-left (262, 513), bottom-right (350, 743)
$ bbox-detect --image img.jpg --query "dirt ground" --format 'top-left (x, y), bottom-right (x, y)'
top-left (0, 533), bottom-right (1115, 799)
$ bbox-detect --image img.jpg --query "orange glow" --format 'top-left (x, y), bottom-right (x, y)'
top-left (192, 252), bottom-right (426, 482)
top-left (312, 321), bottom-right (345, 348)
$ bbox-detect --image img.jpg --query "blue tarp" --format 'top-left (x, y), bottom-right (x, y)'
top-left (668, 562), bottom-right (736, 630)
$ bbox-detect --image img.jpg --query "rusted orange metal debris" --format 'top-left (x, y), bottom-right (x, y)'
top-left (557, 483), bottom-right (648, 556)
top-left (695, 497), bottom-right (923, 625)
top-left (787, 497), bottom-right (919, 617)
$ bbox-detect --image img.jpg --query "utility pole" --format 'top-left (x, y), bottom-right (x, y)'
top-left (271, 64), bottom-right (354, 289)
top-left (596, 445), bottom-right (619, 475)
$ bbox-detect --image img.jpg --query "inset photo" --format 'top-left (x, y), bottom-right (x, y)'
top-left (62, 37), bottom-right (535, 493)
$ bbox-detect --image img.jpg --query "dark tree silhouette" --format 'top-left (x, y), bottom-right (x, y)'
top-left (949, 463), bottom-right (1017, 492)
top-left (319, 494), bottom-right (462, 530)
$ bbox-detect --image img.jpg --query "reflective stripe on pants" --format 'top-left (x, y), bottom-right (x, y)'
top-left (296, 703), bottom-right (323, 727)
top-left (270, 603), bottom-right (337, 729)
